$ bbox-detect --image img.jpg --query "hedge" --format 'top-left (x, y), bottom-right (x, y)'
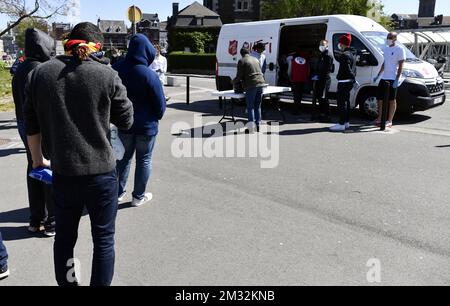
top-left (168, 52), bottom-right (216, 74)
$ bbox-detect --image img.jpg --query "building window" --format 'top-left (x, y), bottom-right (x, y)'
top-left (235, 0), bottom-right (250, 12)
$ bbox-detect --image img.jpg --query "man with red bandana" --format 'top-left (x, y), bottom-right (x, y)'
top-left (24, 22), bottom-right (133, 286)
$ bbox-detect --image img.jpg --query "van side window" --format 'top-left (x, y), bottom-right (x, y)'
top-left (332, 33), bottom-right (378, 66)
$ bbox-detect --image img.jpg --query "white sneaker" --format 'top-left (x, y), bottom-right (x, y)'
top-left (329, 124), bottom-right (346, 132)
top-left (0, 265), bottom-right (9, 280)
top-left (131, 193), bottom-right (153, 207)
top-left (386, 121), bottom-right (393, 128)
top-left (118, 192), bottom-right (126, 202)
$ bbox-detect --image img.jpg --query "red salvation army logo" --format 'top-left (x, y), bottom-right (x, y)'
top-left (229, 40), bottom-right (238, 56)
top-left (295, 57), bottom-right (306, 65)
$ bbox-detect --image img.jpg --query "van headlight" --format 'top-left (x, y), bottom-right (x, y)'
top-left (402, 69), bottom-right (424, 78)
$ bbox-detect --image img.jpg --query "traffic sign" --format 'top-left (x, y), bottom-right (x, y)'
top-left (127, 5), bottom-right (142, 24)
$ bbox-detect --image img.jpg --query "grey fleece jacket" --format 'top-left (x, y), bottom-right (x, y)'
top-left (24, 55), bottom-right (134, 176)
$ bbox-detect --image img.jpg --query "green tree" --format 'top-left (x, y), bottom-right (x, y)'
top-left (262, 0), bottom-right (371, 20)
top-left (173, 31), bottom-right (214, 53)
top-left (14, 17), bottom-right (49, 48)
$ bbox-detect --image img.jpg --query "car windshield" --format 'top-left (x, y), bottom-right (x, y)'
top-left (362, 31), bottom-right (419, 62)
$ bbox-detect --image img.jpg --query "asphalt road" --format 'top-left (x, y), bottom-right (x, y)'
top-left (0, 77), bottom-right (449, 286)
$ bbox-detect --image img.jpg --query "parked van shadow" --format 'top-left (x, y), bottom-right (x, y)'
top-left (171, 120), bottom-right (252, 139)
top-left (393, 114), bottom-right (432, 125)
top-left (168, 99), bottom-right (291, 123)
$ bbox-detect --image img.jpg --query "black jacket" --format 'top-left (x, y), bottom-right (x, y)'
top-left (336, 48), bottom-right (356, 81)
top-left (12, 28), bottom-right (53, 122)
top-left (317, 50), bottom-right (334, 80)
top-left (24, 53), bottom-right (134, 176)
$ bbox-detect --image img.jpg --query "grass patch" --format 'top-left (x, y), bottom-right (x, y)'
top-left (0, 68), bottom-right (12, 98)
top-left (0, 67), bottom-right (14, 113)
top-left (0, 102), bottom-right (15, 112)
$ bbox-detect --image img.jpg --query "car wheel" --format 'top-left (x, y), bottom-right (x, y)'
top-left (359, 92), bottom-right (379, 119)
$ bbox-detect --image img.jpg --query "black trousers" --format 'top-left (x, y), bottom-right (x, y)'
top-left (291, 82), bottom-right (305, 111)
top-left (18, 121), bottom-right (55, 229)
top-left (337, 82), bottom-right (354, 125)
top-left (315, 78), bottom-right (331, 116)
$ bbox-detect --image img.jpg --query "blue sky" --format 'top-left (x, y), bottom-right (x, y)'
top-left (1, 0), bottom-right (450, 30)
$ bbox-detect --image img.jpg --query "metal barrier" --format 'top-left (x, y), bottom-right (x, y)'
top-left (166, 73), bottom-right (215, 105)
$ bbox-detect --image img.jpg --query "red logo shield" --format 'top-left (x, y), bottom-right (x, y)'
top-left (228, 40), bottom-right (238, 56)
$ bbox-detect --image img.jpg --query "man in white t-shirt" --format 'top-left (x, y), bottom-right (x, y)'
top-left (150, 44), bottom-right (170, 101)
top-left (373, 32), bottom-right (406, 128)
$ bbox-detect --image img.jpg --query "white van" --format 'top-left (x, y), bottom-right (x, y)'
top-left (216, 15), bottom-right (446, 117)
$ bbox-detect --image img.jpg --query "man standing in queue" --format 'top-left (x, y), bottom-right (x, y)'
top-left (330, 34), bottom-right (356, 132)
top-left (314, 39), bottom-right (334, 122)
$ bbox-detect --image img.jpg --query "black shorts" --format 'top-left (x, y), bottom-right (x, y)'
top-left (377, 79), bottom-right (398, 101)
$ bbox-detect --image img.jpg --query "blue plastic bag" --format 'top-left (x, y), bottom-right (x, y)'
top-left (29, 167), bottom-right (53, 185)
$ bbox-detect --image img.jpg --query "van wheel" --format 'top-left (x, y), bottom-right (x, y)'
top-left (358, 91), bottom-right (379, 119)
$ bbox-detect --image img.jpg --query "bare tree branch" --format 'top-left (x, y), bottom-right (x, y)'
top-left (0, 0), bottom-right (68, 37)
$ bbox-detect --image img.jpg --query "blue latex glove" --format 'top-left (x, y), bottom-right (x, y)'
top-left (311, 75), bottom-right (319, 81)
top-left (29, 167), bottom-right (53, 185)
top-left (393, 79), bottom-right (400, 89)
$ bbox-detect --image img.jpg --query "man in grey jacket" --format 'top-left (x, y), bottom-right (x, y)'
top-left (24, 22), bottom-right (133, 286)
top-left (234, 48), bottom-right (266, 133)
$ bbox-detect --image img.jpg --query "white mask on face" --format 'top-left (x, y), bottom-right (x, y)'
top-left (319, 45), bottom-right (328, 52)
top-left (387, 39), bottom-right (394, 46)
top-left (338, 44), bottom-right (345, 51)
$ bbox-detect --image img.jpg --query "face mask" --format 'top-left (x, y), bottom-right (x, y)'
top-left (319, 45), bottom-right (327, 52)
top-left (387, 39), bottom-right (394, 46)
top-left (338, 44), bottom-right (345, 51)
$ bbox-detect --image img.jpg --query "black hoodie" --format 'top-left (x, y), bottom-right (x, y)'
top-left (336, 48), bottom-right (357, 81)
top-left (12, 28), bottom-right (54, 122)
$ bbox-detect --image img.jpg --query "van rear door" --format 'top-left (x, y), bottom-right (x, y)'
top-left (217, 21), bottom-right (281, 87)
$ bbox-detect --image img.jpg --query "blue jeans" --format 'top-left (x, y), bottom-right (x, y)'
top-left (53, 170), bottom-right (118, 286)
top-left (0, 231), bottom-right (7, 269)
top-left (245, 87), bottom-right (263, 125)
top-left (116, 134), bottom-right (157, 200)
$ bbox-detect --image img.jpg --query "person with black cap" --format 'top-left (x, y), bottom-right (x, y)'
top-left (330, 33), bottom-right (356, 132)
top-left (24, 22), bottom-right (133, 286)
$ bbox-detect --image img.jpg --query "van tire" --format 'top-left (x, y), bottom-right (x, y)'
top-left (357, 89), bottom-right (379, 119)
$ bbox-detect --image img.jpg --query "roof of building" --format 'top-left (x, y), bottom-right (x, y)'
top-left (392, 13), bottom-right (419, 20)
top-left (178, 1), bottom-right (219, 17)
top-left (98, 20), bottom-right (127, 34)
top-left (141, 13), bottom-right (159, 22)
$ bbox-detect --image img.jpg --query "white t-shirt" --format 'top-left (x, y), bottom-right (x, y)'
top-left (150, 55), bottom-right (168, 85)
top-left (381, 44), bottom-right (406, 80)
